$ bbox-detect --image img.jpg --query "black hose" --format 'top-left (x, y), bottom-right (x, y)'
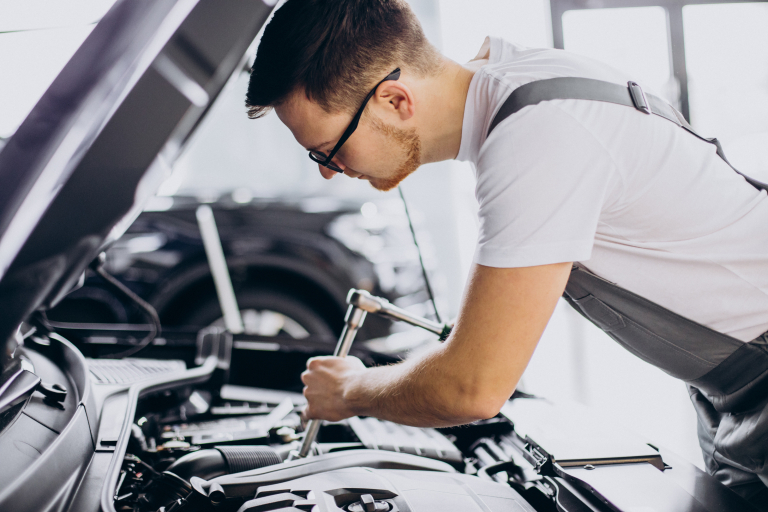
top-left (217, 445), bottom-right (282, 474)
top-left (165, 446), bottom-right (282, 481)
top-left (165, 450), bottom-right (228, 481)
top-left (92, 263), bottom-right (161, 359)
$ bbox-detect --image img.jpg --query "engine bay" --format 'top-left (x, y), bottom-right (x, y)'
top-left (111, 376), bottom-right (544, 512)
top-left (2, 0), bottom-right (758, 510)
top-left (0, 317), bottom-right (753, 512)
top-left (97, 290), bottom-right (693, 512)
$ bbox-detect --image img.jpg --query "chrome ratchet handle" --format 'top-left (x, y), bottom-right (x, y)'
top-left (296, 304), bottom-right (367, 459)
top-left (348, 289), bottom-right (452, 339)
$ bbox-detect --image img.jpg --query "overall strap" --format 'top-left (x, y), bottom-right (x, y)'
top-left (565, 267), bottom-right (768, 411)
top-left (487, 77), bottom-right (768, 192)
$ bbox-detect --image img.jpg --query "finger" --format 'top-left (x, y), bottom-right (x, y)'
top-left (306, 356), bottom-right (331, 370)
top-left (345, 355), bottom-right (366, 368)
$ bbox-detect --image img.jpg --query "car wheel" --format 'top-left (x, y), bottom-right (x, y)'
top-left (180, 289), bottom-right (334, 339)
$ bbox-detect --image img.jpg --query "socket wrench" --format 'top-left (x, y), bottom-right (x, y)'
top-left (292, 289), bottom-right (452, 459)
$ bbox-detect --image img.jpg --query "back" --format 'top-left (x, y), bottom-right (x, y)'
top-left (457, 37), bottom-right (768, 341)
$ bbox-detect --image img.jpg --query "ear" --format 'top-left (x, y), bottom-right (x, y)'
top-left (371, 81), bottom-right (415, 121)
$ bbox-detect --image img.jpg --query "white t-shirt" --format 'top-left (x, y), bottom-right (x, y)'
top-left (458, 37), bottom-right (768, 342)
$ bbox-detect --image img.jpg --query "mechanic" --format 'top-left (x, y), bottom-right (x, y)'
top-left (245, 0), bottom-right (768, 505)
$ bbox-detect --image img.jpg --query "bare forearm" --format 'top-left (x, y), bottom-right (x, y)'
top-left (302, 264), bottom-right (571, 427)
top-left (344, 343), bottom-right (503, 427)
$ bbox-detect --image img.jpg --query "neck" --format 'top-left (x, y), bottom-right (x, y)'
top-left (416, 58), bottom-right (478, 164)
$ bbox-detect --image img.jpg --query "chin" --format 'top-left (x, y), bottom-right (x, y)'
top-left (370, 172), bottom-right (411, 192)
top-left (369, 178), bottom-right (401, 192)
top-left (368, 156), bottom-right (421, 192)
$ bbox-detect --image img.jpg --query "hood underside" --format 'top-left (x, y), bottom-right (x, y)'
top-left (0, 0), bottom-right (274, 364)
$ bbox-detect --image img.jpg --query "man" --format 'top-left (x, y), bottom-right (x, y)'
top-left (245, 0), bottom-right (768, 504)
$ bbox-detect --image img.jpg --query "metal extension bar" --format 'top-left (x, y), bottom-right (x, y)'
top-left (294, 289), bottom-right (452, 459)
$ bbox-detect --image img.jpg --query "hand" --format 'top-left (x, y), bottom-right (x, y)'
top-left (300, 355), bottom-right (366, 422)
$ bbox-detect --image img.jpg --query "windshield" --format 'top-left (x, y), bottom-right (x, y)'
top-left (0, 0), bottom-right (117, 140)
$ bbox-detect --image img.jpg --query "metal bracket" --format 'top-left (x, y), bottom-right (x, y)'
top-left (628, 81), bottom-right (651, 115)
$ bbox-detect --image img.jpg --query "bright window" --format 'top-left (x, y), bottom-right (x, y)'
top-left (562, 7), bottom-right (676, 105)
top-left (683, 3), bottom-right (768, 143)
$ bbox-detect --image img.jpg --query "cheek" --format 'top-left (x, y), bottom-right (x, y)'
top-left (334, 146), bottom-right (369, 173)
top-left (340, 134), bottom-right (388, 173)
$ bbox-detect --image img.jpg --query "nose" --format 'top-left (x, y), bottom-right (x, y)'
top-left (318, 164), bottom-right (338, 180)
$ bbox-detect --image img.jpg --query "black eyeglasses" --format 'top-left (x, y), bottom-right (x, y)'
top-left (309, 68), bottom-right (401, 173)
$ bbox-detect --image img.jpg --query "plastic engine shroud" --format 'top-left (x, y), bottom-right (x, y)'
top-left (235, 467), bottom-right (535, 512)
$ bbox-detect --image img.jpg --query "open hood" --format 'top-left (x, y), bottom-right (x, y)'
top-left (0, 0), bottom-right (274, 363)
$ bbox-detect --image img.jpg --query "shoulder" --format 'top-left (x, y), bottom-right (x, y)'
top-left (481, 39), bottom-right (632, 89)
top-left (471, 100), bottom-right (622, 268)
top-left (478, 100), bottom-right (616, 166)
top-left (471, 39), bottom-right (636, 144)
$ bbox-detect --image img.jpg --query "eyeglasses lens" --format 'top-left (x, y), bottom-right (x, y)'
top-left (309, 151), bottom-right (344, 173)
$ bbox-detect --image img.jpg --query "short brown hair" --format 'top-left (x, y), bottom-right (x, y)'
top-left (246, 0), bottom-right (441, 119)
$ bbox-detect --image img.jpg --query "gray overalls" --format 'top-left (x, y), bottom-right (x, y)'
top-left (489, 78), bottom-right (768, 504)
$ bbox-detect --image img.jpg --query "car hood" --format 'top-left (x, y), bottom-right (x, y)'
top-left (0, 0), bottom-right (274, 365)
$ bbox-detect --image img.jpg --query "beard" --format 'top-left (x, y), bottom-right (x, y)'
top-left (365, 113), bottom-right (422, 192)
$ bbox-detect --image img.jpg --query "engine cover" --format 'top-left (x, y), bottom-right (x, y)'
top-left (237, 467), bottom-right (535, 512)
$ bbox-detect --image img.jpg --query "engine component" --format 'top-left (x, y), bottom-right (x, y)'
top-left (88, 358), bottom-right (187, 385)
top-left (191, 449), bottom-right (455, 504)
top-left (348, 494), bottom-right (390, 512)
top-left (165, 446), bottom-right (282, 481)
top-left (146, 472), bottom-right (193, 511)
top-left (348, 416), bottom-right (462, 465)
top-left (161, 397), bottom-right (296, 445)
top-left (235, 467), bottom-right (535, 512)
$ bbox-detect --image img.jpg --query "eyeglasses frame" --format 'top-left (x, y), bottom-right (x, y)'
top-left (308, 68), bottom-right (402, 173)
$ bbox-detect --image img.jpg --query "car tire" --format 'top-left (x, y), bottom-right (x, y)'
top-left (179, 289), bottom-right (334, 339)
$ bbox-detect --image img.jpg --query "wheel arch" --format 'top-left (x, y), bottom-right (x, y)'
top-left (151, 255), bottom-right (351, 334)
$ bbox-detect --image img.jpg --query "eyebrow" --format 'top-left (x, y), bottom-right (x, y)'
top-left (308, 139), bottom-right (335, 153)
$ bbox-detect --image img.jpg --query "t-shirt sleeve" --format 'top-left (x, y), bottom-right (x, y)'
top-left (473, 102), bottom-right (618, 268)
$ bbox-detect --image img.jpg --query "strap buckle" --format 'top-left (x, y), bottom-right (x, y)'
top-left (628, 81), bottom-right (651, 115)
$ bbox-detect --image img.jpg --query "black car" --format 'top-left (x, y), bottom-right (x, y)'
top-left (0, 1), bottom-right (756, 512)
top-left (46, 193), bottom-right (431, 343)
